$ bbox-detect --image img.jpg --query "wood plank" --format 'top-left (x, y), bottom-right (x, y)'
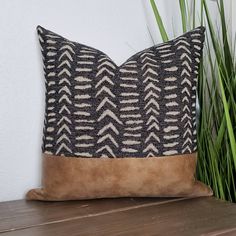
top-left (0, 197), bottom-right (180, 233)
top-left (202, 227), bottom-right (236, 236)
top-left (1, 197), bottom-right (236, 236)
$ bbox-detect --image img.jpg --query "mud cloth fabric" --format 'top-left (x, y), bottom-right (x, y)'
top-left (27, 26), bottom-right (212, 201)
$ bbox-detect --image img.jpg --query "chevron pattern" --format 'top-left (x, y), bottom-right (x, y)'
top-left (95, 55), bottom-right (120, 157)
top-left (38, 26), bottom-right (205, 158)
top-left (141, 50), bottom-right (161, 157)
top-left (119, 60), bottom-right (142, 156)
top-left (55, 42), bottom-right (75, 156)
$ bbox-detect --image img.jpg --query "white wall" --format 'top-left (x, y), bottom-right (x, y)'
top-left (0, 0), bottom-right (155, 202)
top-left (0, 0), bottom-right (232, 202)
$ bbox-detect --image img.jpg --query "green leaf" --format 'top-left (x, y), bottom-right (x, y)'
top-left (149, 0), bottom-right (169, 42)
top-left (192, 0), bottom-right (196, 28)
top-left (149, 0), bottom-right (236, 202)
top-left (218, 0), bottom-right (234, 77)
top-left (219, 69), bottom-right (236, 169)
top-left (179, 0), bottom-right (187, 32)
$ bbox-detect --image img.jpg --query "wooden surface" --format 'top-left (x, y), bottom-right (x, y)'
top-left (0, 197), bottom-right (236, 236)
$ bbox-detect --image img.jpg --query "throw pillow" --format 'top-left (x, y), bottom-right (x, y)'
top-left (26, 26), bottom-right (212, 200)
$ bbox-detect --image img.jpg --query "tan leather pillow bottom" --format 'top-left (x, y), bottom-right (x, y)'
top-left (26, 153), bottom-right (212, 201)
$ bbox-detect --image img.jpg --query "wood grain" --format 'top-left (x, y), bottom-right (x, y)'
top-left (0, 197), bottom-right (236, 236)
top-left (0, 197), bottom-right (180, 233)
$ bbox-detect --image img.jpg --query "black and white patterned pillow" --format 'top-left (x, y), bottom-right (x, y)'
top-left (38, 26), bottom-right (205, 158)
top-left (26, 26), bottom-right (213, 201)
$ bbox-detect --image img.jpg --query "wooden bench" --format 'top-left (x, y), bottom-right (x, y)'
top-left (0, 197), bottom-right (236, 235)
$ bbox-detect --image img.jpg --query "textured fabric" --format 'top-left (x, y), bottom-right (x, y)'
top-left (26, 26), bottom-right (212, 201)
top-left (26, 153), bottom-right (213, 201)
top-left (38, 26), bottom-right (205, 158)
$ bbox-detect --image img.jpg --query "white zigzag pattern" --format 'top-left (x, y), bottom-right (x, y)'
top-left (95, 56), bottom-right (120, 157)
top-left (177, 39), bottom-right (194, 154)
top-left (119, 61), bottom-right (142, 154)
top-left (39, 26), bottom-right (203, 157)
top-left (141, 50), bottom-right (160, 157)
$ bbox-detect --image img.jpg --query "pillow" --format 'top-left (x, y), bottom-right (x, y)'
top-left (26, 26), bottom-right (212, 201)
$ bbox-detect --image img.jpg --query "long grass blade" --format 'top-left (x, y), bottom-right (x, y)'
top-left (179, 0), bottom-right (187, 32)
top-left (192, 0), bottom-right (196, 28)
top-left (149, 0), bottom-right (236, 202)
top-left (218, 0), bottom-right (234, 77)
top-left (149, 0), bottom-right (169, 42)
top-left (218, 69), bottom-right (236, 168)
